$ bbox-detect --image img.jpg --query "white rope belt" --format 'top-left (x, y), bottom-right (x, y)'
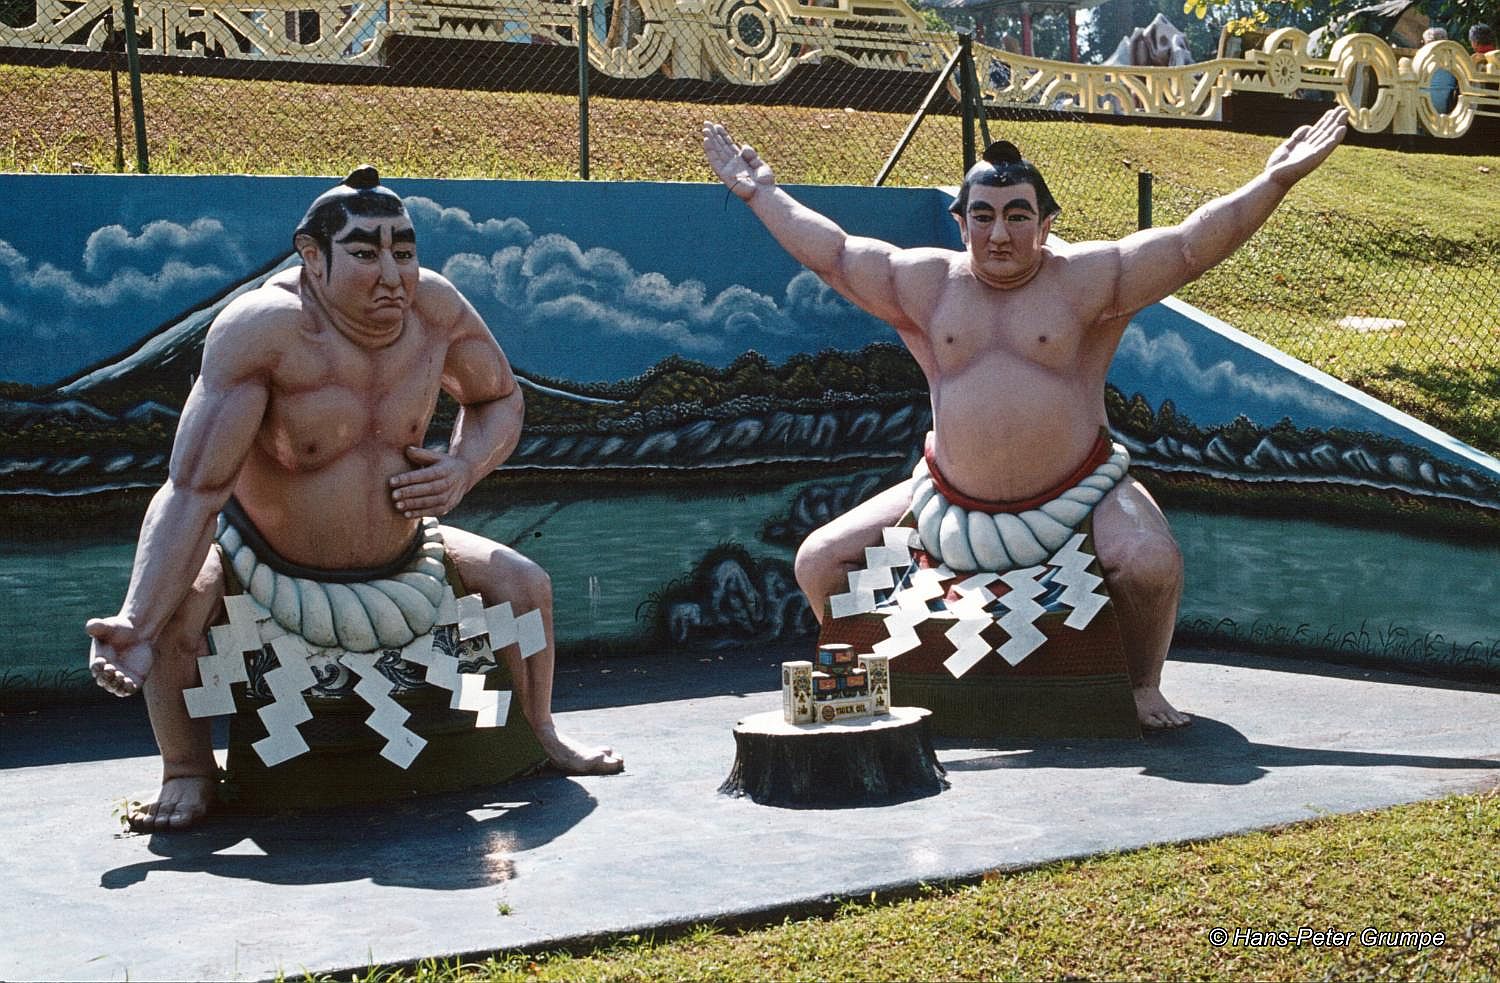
top-left (911, 442), bottom-right (1130, 573)
top-left (215, 514), bottom-right (448, 653)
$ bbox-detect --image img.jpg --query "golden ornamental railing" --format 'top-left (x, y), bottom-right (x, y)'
top-left (970, 28), bottom-right (1499, 139)
top-left (3, 0), bottom-right (1495, 138)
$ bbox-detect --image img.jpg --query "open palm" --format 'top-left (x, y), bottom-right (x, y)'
top-left (1265, 106), bottom-right (1348, 189)
top-left (702, 121), bottom-right (775, 201)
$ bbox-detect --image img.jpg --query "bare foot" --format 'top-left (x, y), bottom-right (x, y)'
top-left (87, 617), bottom-right (155, 697)
top-left (125, 775), bottom-right (217, 832)
top-left (1135, 685), bottom-right (1191, 731)
top-left (535, 723), bottom-right (623, 775)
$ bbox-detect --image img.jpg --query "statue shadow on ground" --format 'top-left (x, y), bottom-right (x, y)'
top-left (937, 716), bottom-right (1500, 786)
top-left (98, 773), bottom-right (595, 891)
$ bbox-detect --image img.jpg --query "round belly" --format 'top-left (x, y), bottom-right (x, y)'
top-left (931, 379), bottom-right (1106, 503)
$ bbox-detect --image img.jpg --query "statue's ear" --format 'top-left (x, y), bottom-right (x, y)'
top-left (951, 208), bottom-right (968, 243)
top-left (294, 233), bottom-right (322, 273)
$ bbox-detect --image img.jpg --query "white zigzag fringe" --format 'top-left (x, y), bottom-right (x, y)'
top-left (845, 521), bottom-right (1113, 679)
top-left (345, 652), bottom-right (427, 768)
top-left (184, 554), bottom-right (544, 767)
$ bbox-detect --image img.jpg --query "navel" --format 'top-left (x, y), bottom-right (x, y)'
top-left (945, 335), bottom-right (955, 345)
top-left (1038, 334), bottom-right (1048, 344)
top-left (304, 443), bottom-right (318, 457)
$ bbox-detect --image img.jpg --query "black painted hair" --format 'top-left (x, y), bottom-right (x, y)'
top-left (949, 141), bottom-right (1061, 221)
top-left (293, 165), bottom-right (408, 268)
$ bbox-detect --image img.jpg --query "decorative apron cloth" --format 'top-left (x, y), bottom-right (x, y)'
top-left (182, 501), bottom-right (546, 769)
top-left (825, 431), bottom-right (1130, 679)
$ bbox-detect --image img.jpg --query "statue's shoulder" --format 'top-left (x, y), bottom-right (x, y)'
top-left (412, 266), bottom-right (465, 314)
top-left (892, 245), bottom-right (959, 272)
top-left (205, 276), bottom-right (303, 365)
top-left (891, 246), bottom-right (963, 293)
top-left (1044, 238), bottom-right (1119, 278)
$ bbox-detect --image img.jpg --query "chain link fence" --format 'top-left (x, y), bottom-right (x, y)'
top-left (1, 0), bottom-right (1496, 452)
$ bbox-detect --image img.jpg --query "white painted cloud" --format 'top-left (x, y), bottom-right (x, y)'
top-left (441, 231), bottom-right (817, 355)
top-left (0, 235), bottom-right (232, 308)
top-left (0, 218), bottom-right (256, 384)
top-left (404, 197), bottom-right (534, 252)
top-left (1115, 323), bottom-right (1354, 422)
top-left (82, 217), bottom-right (243, 274)
top-left (783, 270), bottom-right (856, 323)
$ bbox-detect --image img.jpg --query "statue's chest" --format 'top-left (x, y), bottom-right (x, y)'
top-left (263, 344), bottom-right (443, 469)
top-left (929, 295), bottom-right (1082, 375)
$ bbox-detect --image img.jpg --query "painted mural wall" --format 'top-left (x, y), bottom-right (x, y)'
top-left (1, 173), bottom-right (1496, 699)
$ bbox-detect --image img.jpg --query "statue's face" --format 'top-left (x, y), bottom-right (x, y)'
top-left (957, 183), bottom-right (1053, 289)
top-left (307, 213), bottom-right (419, 334)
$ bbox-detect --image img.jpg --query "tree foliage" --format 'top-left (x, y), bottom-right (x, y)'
top-left (1188, 0), bottom-right (1499, 49)
top-left (923, 4), bottom-right (1085, 61)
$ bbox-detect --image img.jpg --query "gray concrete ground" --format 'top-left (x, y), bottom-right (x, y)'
top-left (2, 648), bottom-right (1498, 983)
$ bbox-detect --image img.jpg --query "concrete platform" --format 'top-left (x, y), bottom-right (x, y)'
top-left (2, 649), bottom-right (1498, 982)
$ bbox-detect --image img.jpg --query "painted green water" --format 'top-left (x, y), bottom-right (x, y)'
top-left (2, 490), bottom-right (1496, 691)
top-left (0, 481), bottom-right (808, 688)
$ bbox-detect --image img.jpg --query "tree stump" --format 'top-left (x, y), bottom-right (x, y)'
top-left (719, 706), bottom-right (947, 808)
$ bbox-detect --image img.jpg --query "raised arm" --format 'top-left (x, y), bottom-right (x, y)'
top-left (1097, 107), bottom-right (1347, 321)
top-left (703, 121), bottom-right (932, 332)
top-left (390, 273), bottom-right (523, 519)
top-left (88, 302), bottom-right (274, 695)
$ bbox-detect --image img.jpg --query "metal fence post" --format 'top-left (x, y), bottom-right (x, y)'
top-left (105, 9), bottom-right (125, 172)
top-left (959, 31), bottom-right (975, 174)
top-left (959, 31), bottom-right (990, 151)
top-left (118, 0), bottom-right (149, 173)
top-left (1137, 170), bottom-right (1153, 229)
top-left (578, 0), bottom-right (590, 180)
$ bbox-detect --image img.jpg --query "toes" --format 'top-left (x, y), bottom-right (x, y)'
top-left (127, 804), bottom-right (159, 832)
top-left (589, 753), bottom-right (625, 776)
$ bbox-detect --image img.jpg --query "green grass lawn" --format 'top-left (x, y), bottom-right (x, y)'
top-left (3, 64), bottom-right (1498, 452)
top-left (304, 787), bottom-right (1499, 982)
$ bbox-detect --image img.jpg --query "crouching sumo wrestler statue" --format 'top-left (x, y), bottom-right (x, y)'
top-left (703, 108), bottom-right (1347, 733)
top-left (88, 168), bottom-right (623, 831)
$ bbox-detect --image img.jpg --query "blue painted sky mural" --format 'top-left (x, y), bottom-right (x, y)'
top-left (1, 176), bottom-right (933, 387)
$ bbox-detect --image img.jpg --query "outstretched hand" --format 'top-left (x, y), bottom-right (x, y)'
top-left (87, 616), bottom-right (154, 697)
top-left (390, 445), bottom-right (472, 518)
top-left (703, 121), bottom-right (775, 202)
top-left (1264, 106), bottom-right (1348, 189)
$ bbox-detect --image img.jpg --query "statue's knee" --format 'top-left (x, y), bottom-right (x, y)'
top-left (1125, 536), bottom-right (1183, 593)
top-left (511, 560), bottom-right (553, 611)
top-left (793, 540), bottom-right (831, 600)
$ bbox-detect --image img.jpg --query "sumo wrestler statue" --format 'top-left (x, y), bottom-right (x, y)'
top-left (704, 108), bottom-right (1348, 731)
top-left (88, 167), bottom-right (623, 831)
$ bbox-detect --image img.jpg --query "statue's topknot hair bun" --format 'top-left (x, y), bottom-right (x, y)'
top-left (344, 165), bottom-right (382, 190)
top-left (981, 141), bottom-right (1023, 166)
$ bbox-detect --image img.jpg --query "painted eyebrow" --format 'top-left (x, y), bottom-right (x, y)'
top-left (1001, 198), bottom-right (1037, 214)
top-left (335, 227), bottom-right (383, 246)
top-left (392, 227), bottom-right (416, 244)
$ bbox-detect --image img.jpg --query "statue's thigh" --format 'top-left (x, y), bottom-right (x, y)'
top-left (439, 524), bottom-right (549, 607)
